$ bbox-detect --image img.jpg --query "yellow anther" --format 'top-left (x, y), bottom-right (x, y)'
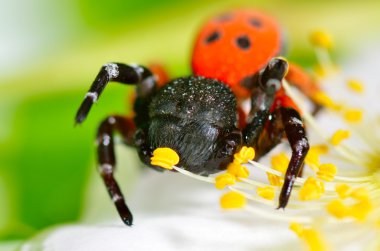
top-left (344, 108), bottom-right (363, 123)
top-left (290, 223), bottom-right (327, 251)
top-left (328, 187), bottom-right (373, 221)
top-left (150, 147), bottom-right (179, 170)
top-left (349, 199), bottom-right (372, 221)
top-left (289, 222), bottom-right (304, 237)
top-left (227, 162), bottom-right (240, 175)
top-left (305, 149), bottom-right (320, 171)
top-left (220, 191), bottom-right (246, 209)
top-left (346, 79), bottom-right (364, 93)
top-left (271, 152), bottom-right (289, 173)
top-left (233, 146), bottom-right (255, 164)
top-left (317, 163), bottom-right (337, 182)
top-left (313, 64), bottom-right (327, 77)
top-left (267, 173), bottom-right (282, 186)
top-left (227, 162), bottom-right (249, 179)
top-left (299, 177), bottom-right (325, 201)
top-left (335, 183), bottom-right (351, 199)
top-left (312, 91), bottom-right (342, 110)
top-left (306, 145), bottom-right (329, 171)
top-left (326, 199), bottom-right (349, 219)
top-left (215, 173), bottom-right (236, 190)
top-left (310, 30), bottom-right (333, 49)
top-left (376, 218), bottom-right (380, 229)
top-left (350, 187), bottom-right (370, 201)
top-left (302, 229), bottom-right (327, 251)
top-left (266, 153), bottom-right (288, 186)
top-left (257, 186), bottom-right (275, 200)
top-left (312, 144), bottom-right (329, 154)
top-left (330, 129), bottom-right (351, 146)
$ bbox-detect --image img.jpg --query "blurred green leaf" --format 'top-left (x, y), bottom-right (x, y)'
top-left (0, 85), bottom-right (133, 239)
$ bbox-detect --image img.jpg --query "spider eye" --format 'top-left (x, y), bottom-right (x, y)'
top-left (205, 31), bottom-right (220, 44)
top-left (236, 35), bottom-right (251, 50)
top-left (249, 18), bottom-right (262, 28)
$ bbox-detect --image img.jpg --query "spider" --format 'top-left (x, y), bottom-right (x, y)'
top-left (75, 57), bottom-right (309, 226)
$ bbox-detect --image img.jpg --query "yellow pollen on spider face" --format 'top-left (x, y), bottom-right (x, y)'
top-left (299, 177), bottom-right (325, 201)
top-left (150, 147), bottom-right (179, 170)
top-left (220, 191), bottom-right (246, 209)
top-left (330, 129), bottom-right (351, 146)
top-left (257, 186), bottom-right (275, 200)
top-left (317, 163), bottom-right (337, 181)
top-left (215, 173), bottom-right (236, 190)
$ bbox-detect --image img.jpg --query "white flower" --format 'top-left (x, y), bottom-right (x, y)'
top-left (19, 39), bottom-right (380, 251)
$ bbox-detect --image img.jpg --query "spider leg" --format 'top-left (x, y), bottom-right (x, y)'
top-left (75, 63), bottom-right (156, 124)
top-left (97, 115), bottom-right (136, 226)
top-left (253, 110), bottom-right (283, 160)
top-left (277, 107), bottom-right (309, 209)
top-left (243, 57), bottom-right (288, 146)
top-left (253, 105), bottom-right (309, 208)
top-left (244, 60), bottom-right (310, 208)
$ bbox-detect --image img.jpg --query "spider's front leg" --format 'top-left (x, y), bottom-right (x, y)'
top-left (75, 63), bottom-right (156, 124)
top-left (255, 101), bottom-right (310, 209)
top-left (243, 57), bottom-right (288, 146)
top-left (277, 107), bottom-right (309, 208)
top-left (243, 58), bottom-right (310, 209)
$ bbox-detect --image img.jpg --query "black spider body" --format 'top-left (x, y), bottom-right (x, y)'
top-left (75, 58), bottom-right (309, 226)
top-left (142, 77), bottom-right (241, 175)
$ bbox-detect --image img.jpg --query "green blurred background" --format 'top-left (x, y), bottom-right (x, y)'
top-left (1, 0), bottom-right (379, 248)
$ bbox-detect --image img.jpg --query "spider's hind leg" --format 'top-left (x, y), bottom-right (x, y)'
top-left (97, 115), bottom-right (136, 226)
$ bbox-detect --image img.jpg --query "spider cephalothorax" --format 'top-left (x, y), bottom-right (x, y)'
top-left (145, 77), bottom-right (241, 175)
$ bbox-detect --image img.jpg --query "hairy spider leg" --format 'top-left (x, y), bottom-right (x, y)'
top-left (75, 63), bottom-right (158, 225)
top-left (243, 57), bottom-right (288, 146)
top-left (242, 58), bottom-right (309, 209)
top-left (276, 107), bottom-right (309, 208)
top-left (255, 105), bottom-right (309, 209)
top-left (75, 63), bottom-right (156, 124)
top-left (97, 115), bottom-right (136, 226)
